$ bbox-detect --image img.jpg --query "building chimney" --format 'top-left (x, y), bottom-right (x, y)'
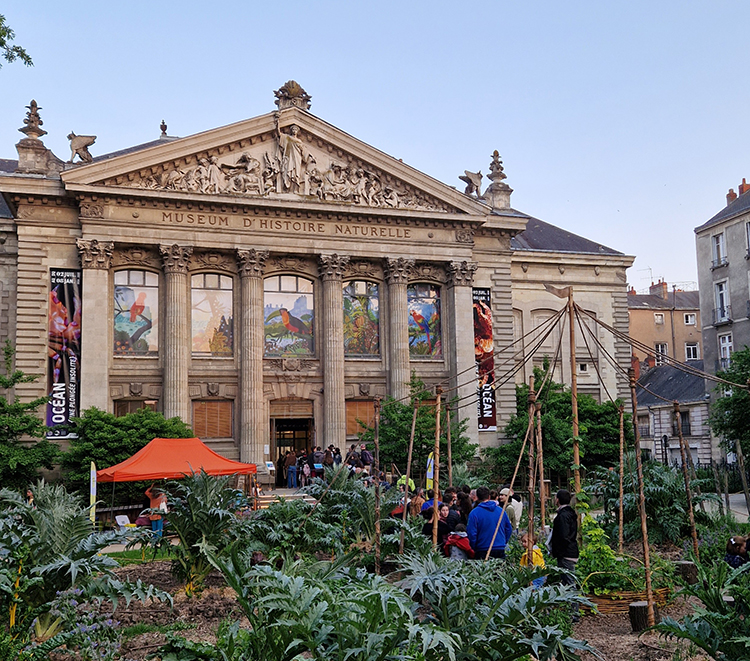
top-left (739, 178), bottom-right (750, 195)
top-left (728, 188), bottom-right (738, 205)
top-left (649, 279), bottom-right (668, 300)
top-left (631, 354), bottom-right (640, 381)
top-left (644, 354), bottom-right (656, 371)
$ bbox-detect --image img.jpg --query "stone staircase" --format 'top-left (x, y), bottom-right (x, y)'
top-left (203, 439), bottom-right (240, 462)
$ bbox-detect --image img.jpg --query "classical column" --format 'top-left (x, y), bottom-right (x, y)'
top-left (319, 254), bottom-right (350, 449)
top-left (76, 239), bottom-right (114, 412)
top-left (384, 257), bottom-right (414, 402)
top-left (237, 249), bottom-right (269, 465)
top-left (159, 244), bottom-right (193, 423)
top-left (447, 260), bottom-right (479, 446)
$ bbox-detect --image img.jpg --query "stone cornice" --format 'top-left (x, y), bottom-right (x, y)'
top-left (159, 243), bottom-right (193, 273)
top-left (237, 248), bottom-right (270, 278)
top-left (318, 254), bottom-right (350, 281)
top-left (77, 238), bottom-right (114, 269)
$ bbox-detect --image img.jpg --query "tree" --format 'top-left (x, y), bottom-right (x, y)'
top-left (358, 374), bottom-right (477, 476)
top-left (710, 346), bottom-right (750, 456)
top-left (0, 341), bottom-right (58, 490)
top-left (0, 15), bottom-right (32, 68)
top-left (485, 364), bottom-right (633, 480)
top-left (61, 407), bottom-right (193, 504)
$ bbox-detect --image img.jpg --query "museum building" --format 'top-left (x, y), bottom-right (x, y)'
top-left (0, 83), bottom-right (634, 467)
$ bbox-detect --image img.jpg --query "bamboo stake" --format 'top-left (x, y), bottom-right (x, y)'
top-left (618, 404), bottom-right (625, 555)
top-left (527, 386), bottom-right (537, 562)
top-left (486, 377), bottom-right (535, 559)
top-left (724, 469), bottom-right (730, 513)
top-left (674, 402), bottom-right (699, 559)
top-left (374, 397), bottom-right (381, 575)
top-left (568, 291), bottom-right (581, 495)
top-left (432, 387), bottom-right (442, 549)
top-left (399, 401), bottom-right (419, 554)
top-left (711, 462), bottom-right (726, 517)
top-left (446, 402), bottom-right (453, 488)
top-left (535, 401), bottom-right (546, 531)
top-left (628, 367), bottom-right (655, 627)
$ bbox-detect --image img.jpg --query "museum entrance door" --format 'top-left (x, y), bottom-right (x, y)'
top-left (270, 398), bottom-right (314, 487)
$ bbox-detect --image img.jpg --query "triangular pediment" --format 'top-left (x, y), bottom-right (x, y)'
top-left (61, 108), bottom-right (489, 216)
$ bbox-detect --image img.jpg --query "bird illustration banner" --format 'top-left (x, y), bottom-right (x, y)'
top-left (46, 269), bottom-right (82, 439)
top-left (89, 461), bottom-right (97, 524)
top-left (473, 288), bottom-right (497, 431)
top-left (426, 452), bottom-right (434, 490)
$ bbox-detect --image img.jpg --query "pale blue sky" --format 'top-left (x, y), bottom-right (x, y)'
top-left (2, 1), bottom-right (748, 289)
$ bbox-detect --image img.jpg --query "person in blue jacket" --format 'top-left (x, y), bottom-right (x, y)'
top-left (466, 486), bottom-right (512, 559)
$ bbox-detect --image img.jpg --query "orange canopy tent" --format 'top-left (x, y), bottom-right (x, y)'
top-left (96, 437), bottom-right (257, 482)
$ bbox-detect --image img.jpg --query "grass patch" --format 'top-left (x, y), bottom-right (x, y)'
top-left (106, 546), bottom-right (174, 565)
top-left (122, 621), bottom-right (195, 641)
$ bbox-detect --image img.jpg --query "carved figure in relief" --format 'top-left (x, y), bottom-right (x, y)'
top-left (67, 132), bottom-right (97, 163)
top-left (205, 156), bottom-right (225, 194)
top-left (223, 152), bottom-right (263, 195)
top-left (275, 124), bottom-right (308, 194)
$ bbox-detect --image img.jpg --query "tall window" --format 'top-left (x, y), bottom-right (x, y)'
top-left (712, 233), bottom-right (727, 267)
top-left (714, 281), bottom-right (730, 322)
top-left (192, 400), bottom-right (233, 438)
top-left (684, 313), bottom-right (696, 326)
top-left (343, 281), bottom-right (380, 357)
top-left (685, 342), bottom-right (699, 360)
top-left (719, 333), bottom-right (733, 370)
top-left (654, 342), bottom-right (668, 365)
top-left (114, 400), bottom-right (157, 416)
top-left (191, 273), bottom-right (233, 356)
top-left (746, 221), bottom-right (750, 256)
top-left (264, 275), bottom-right (314, 356)
top-left (407, 284), bottom-right (442, 358)
top-left (113, 270), bottom-right (159, 355)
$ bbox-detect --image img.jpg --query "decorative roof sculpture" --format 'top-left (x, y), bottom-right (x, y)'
top-left (274, 81), bottom-right (312, 110)
top-left (18, 100), bottom-right (47, 140)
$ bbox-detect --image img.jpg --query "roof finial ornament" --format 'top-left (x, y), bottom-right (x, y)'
top-left (18, 99), bottom-right (47, 140)
top-left (481, 149), bottom-right (513, 210)
top-left (274, 80), bottom-right (312, 110)
top-left (160, 120), bottom-right (168, 137)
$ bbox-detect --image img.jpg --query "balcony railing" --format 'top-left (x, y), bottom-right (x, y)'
top-left (712, 256), bottom-right (729, 269)
top-left (713, 305), bottom-right (732, 324)
top-left (638, 425), bottom-right (651, 438)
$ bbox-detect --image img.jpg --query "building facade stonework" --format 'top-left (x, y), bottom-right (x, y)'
top-left (0, 85), bottom-right (634, 467)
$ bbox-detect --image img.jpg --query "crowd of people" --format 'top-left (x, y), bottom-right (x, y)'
top-left (277, 443), bottom-right (383, 488)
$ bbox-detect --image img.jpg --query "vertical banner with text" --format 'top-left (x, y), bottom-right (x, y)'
top-left (473, 288), bottom-right (497, 431)
top-left (46, 268), bottom-right (82, 439)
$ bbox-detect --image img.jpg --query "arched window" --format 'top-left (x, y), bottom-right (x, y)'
top-left (113, 270), bottom-right (158, 355)
top-left (191, 273), bottom-right (233, 356)
top-left (264, 275), bottom-right (314, 356)
top-left (407, 283), bottom-right (442, 358)
top-left (343, 280), bottom-right (380, 357)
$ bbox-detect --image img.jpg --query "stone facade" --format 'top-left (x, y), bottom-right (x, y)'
top-left (0, 84), bottom-right (634, 465)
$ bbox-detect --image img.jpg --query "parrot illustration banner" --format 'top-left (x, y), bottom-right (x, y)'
top-left (426, 452), bottom-right (434, 490)
top-left (46, 269), bottom-right (82, 439)
top-left (473, 288), bottom-right (497, 431)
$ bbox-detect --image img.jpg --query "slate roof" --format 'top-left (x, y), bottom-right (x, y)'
top-left (0, 159), bottom-right (18, 173)
top-left (628, 291), bottom-right (700, 310)
top-left (511, 215), bottom-right (623, 255)
top-left (0, 195), bottom-right (11, 218)
top-left (91, 135), bottom-right (180, 163)
top-left (635, 360), bottom-right (708, 407)
top-left (695, 189), bottom-right (750, 233)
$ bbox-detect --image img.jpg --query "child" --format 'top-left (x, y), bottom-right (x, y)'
top-left (444, 523), bottom-right (475, 560)
top-left (725, 536), bottom-right (748, 568)
top-left (520, 530), bottom-right (546, 588)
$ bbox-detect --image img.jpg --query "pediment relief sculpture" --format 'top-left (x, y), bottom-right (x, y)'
top-left (99, 117), bottom-right (453, 213)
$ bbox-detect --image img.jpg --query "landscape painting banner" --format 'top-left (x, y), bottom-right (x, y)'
top-left (473, 288), bottom-right (496, 431)
top-left (47, 268), bottom-right (82, 438)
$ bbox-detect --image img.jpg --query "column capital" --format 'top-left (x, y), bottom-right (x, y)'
top-left (76, 238), bottom-right (114, 270)
top-left (237, 249), bottom-right (270, 278)
top-left (384, 257), bottom-right (415, 285)
top-left (318, 254), bottom-right (350, 281)
top-left (159, 244), bottom-right (193, 273)
top-left (448, 260), bottom-right (478, 287)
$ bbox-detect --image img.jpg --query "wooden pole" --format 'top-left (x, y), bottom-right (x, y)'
top-left (628, 367), bottom-right (656, 627)
top-left (399, 401), bottom-right (418, 554)
top-left (618, 404), bottom-right (625, 555)
top-left (446, 402), bottom-right (453, 488)
top-left (711, 461), bottom-right (725, 517)
top-left (432, 387), bottom-right (442, 549)
top-left (374, 397), bottom-right (381, 575)
top-left (734, 437), bottom-right (750, 519)
top-left (724, 468), bottom-right (730, 514)
top-left (674, 402), bottom-right (699, 559)
top-left (527, 384), bottom-right (537, 561)
top-left (568, 292), bottom-right (581, 495)
top-left (535, 401), bottom-right (546, 531)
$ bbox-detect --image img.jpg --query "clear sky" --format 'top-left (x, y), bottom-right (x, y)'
top-left (2, 1), bottom-right (748, 290)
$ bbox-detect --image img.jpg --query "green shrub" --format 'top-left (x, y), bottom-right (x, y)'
top-left (61, 407), bottom-right (193, 504)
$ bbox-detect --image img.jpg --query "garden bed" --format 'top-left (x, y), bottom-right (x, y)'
top-left (585, 586), bottom-right (672, 615)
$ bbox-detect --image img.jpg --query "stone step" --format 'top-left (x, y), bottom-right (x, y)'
top-left (203, 439), bottom-right (240, 462)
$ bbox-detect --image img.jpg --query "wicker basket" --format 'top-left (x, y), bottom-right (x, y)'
top-left (584, 587), bottom-right (671, 615)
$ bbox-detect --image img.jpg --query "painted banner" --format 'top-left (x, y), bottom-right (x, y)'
top-left (46, 268), bottom-right (82, 439)
top-left (89, 461), bottom-right (97, 524)
top-left (473, 288), bottom-right (497, 431)
top-left (425, 452), bottom-right (434, 490)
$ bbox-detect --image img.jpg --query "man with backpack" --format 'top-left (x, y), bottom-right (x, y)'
top-left (360, 443), bottom-right (373, 473)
